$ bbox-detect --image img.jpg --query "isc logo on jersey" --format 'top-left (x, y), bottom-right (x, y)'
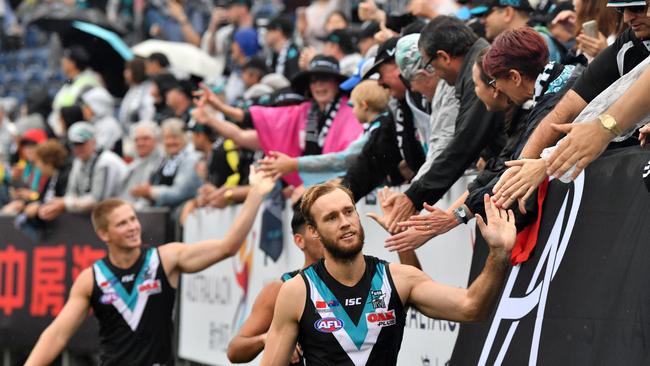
top-left (366, 310), bottom-right (396, 327)
top-left (314, 317), bottom-right (345, 333)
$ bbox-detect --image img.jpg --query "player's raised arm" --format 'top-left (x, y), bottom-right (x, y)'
top-left (260, 277), bottom-right (305, 366)
top-left (25, 268), bottom-right (93, 366)
top-left (396, 194), bottom-right (516, 322)
top-left (161, 167), bottom-right (277, 278)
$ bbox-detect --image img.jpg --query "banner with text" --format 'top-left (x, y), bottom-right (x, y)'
top-left (450, 147), bottom-right (650, 365)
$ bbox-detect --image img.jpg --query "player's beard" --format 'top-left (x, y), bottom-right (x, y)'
top-left (319, 226), bottom-right (365, 262)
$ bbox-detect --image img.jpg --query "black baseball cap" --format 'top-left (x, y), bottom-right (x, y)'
top-left (470, 0), bottom-right (534, 16)
top-left (362, 37), bottom-right (398, 80)
top-left (267, 15), bottom-right (294, 37)
top-left (354, 21), bottom-right (380, 41)
top-left (320, 29), bottom-right (357, 55)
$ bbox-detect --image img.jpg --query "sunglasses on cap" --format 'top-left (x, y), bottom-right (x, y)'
top-left (614, 5), bottom-right (647, 13)
top-left (418, 56), bottom-right (436, 74)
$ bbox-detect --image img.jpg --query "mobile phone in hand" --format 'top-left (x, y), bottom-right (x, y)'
top-left (582, 20), bottom-right (598, 38)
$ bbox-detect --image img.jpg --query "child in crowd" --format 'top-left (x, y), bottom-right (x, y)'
top-left (258, 79), bottom-right (390, 187)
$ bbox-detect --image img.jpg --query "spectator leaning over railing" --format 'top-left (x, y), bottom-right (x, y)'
top-left (340, 37), bottom-right (426, 200)
top-left (389, 28), bottom-right (580, 251)
top-left (394, 33), bottom-right (459, 180)
top-left (374, 16), bottom-right (506, 234)
top-left (120, 121), bottom-right (165, 210)
top-left (38, 122), bottom-right (127, 221)
top-left (492, 0), bottom-right (650, 209)
top-left (130, 118), bottom-right (201, 212)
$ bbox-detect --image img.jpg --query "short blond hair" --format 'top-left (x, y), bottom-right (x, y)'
top-left (300, 182), bottom-right (355, 227)
top-left (350, 80), bottom-right (390, 113)
top-left (91, 199), bottom-right (129, 232)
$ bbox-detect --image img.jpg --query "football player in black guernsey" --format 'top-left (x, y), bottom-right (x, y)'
top-left (26, 167), bottom-right (277, 366)
top-left (261, 182), bottom-right (516, 366)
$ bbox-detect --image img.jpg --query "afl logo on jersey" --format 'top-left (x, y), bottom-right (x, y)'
top-left (100, 293), bottom-right (119, 304)
top-left (314, 317), bottom-right (344, 333)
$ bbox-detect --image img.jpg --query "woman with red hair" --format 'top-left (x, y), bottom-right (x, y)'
top-left (484, 27), bottom-right (580, 208)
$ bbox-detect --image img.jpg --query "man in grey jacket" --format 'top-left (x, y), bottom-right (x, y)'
top-left (130, 118), bottom-right (202, 210)
top-left (120, 121), bottom-right (164, 209)
top-left (38, 122), bottom-right (128, 221)
top-left (376, 16), bottom-right (506, 233)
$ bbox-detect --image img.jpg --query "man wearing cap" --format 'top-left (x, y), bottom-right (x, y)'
top-left (493, 0), bottom-right (650, 209)
top-left (394, 33), bottom-right (459, 181)
top-left (38, 122), bottom-right (127, 221)
top-left (265, 15), bottom-right (301, 79)
top-left (340, 37), bottom-right (426, 200)
top-left (321, 29), bottom-right (363, 77)
top-left (354, 21), bottom-right (381, 57)
top-left (377, 16), bottom-right (506, 233)
top-left (471, 0), bottom-right (565, 62)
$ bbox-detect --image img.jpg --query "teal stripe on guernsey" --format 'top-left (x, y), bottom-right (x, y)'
top-left (95, 248), bottom-right (153, 311)
top-left (282, 273), bottom-right (293, 282)
top-left (304, 262), bottom-right (386, 350)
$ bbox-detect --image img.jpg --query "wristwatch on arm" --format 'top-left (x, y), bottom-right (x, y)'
top-left (598, 114), bottom-right (622, 136)
top-left (453, 205), bottom-right (470, 224)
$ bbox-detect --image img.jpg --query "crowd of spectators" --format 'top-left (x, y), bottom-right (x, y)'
top-left (0, 0), bottom-right (647, 250)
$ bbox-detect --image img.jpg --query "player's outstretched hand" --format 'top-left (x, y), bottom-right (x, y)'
top-left (249, 165), bottom-right (280, 196)
top-left (476, 194), bottom-right (516, 260)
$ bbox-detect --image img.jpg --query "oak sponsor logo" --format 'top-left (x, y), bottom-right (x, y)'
top-left (314, 317), bottom-right (345, 333)
top-left (366, 310), bottom-right (396, 327)
top-left (138, 280), bottom-right (162, 295)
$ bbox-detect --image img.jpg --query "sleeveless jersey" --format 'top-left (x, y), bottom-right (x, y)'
top-left (281, 269), bottom-right (301, 282)
top-left (297, 256), bottom-right (405, 366)
top-left (281, 268), bottom-right (307, 366)
top-left (91, 247), bottom-right (176, 366)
